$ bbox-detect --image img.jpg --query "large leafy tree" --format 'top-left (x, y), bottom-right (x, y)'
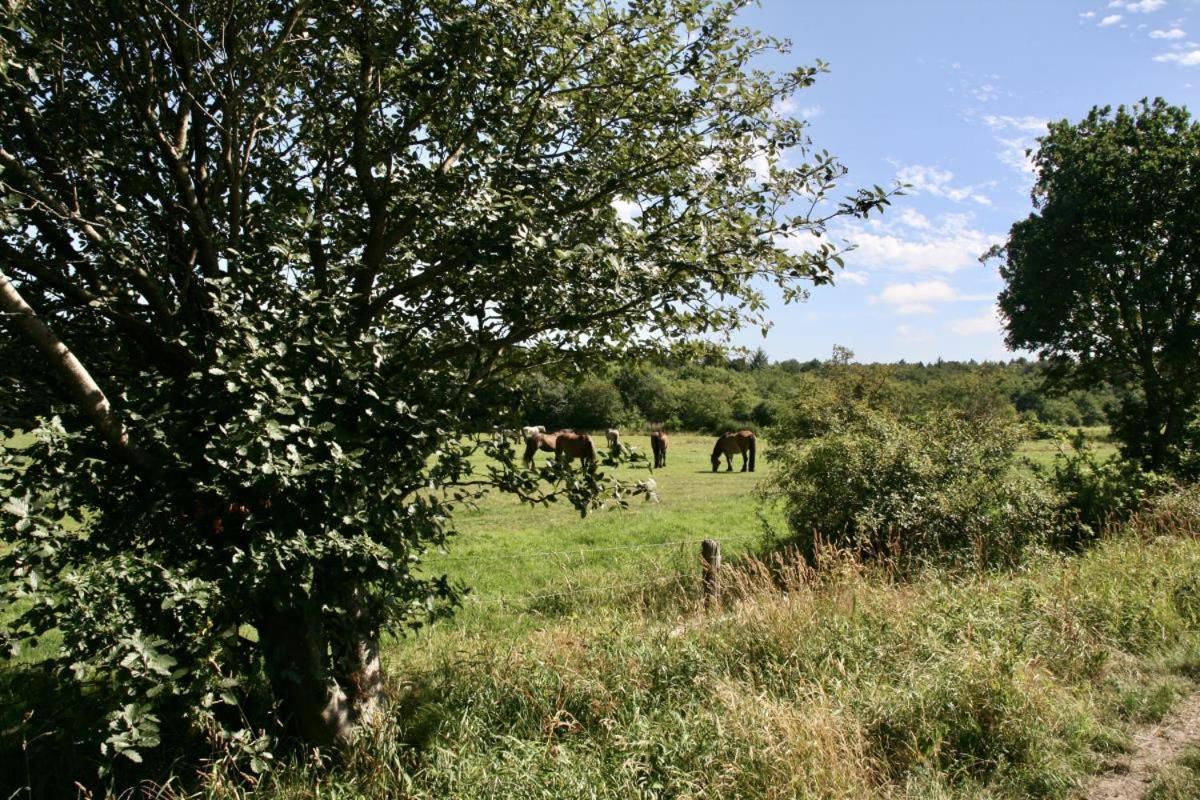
top-left (995, 99), bottom-right (1200, 468)
top-left (0, 0), bottom-right (890, 766)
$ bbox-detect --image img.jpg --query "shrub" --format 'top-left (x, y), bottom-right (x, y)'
top-left (565, 377), bottom-right (633, 430)
top-left (765, 405), bottom-right (1061, 569)
top-left (1042, 432), bottom-right (1174, 547)
top-left (670, 380), bottom-right (735, 434)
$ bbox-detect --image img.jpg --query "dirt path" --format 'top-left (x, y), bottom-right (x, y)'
top-left (1083, 690), bottom-right (1200, 799)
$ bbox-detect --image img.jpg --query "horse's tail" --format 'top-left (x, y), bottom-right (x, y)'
top-left (748, 433), bottom-right (756, 472)
top-left (522, 437), bottom-right (538, 468)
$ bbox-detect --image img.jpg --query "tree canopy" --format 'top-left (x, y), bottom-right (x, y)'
top-left (0, 0), bottom-right (891, 771)
top-left (995, 98), bottom-right (1200, 469)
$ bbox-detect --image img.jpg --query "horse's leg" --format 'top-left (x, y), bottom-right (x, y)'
top-left (725, 452), bottom-right (733, 472)
top-left (740, 447), bottom-right (748, 472)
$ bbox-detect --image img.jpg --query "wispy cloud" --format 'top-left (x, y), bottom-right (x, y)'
top-left (982, 114), bottom-right (1049, 134)
top-left (893, 163), bottom-right (994, 206)
top-left (1112, 0), bottom-right (1167, 12)
top-left (946, 306), bottom-right (1004, 337)
top-left (896, 324), bottom-right (933, 343)
top-left (997, 137), bottom-right (1037, 175)
top-left (842, 212), bottom-right (1001, 275)
top-left (1155, 48), bottom-right (1200, 65)
top-left (1100, 14), bottom-right (1124, 26)
top-left (1150, 27), bottom-right (1187, 38)
top-left (979, 116), bottom-right (1047, 177)
top-left (773, 98), bottom-right (822, 118)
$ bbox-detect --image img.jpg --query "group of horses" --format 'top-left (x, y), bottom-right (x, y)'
top-left (517, 426), bottom-right (755, 473)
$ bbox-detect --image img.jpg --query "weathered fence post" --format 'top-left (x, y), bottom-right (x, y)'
top-left (701, 539), bottom-right (721, 609)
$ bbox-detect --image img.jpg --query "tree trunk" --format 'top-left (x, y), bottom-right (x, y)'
top-left (257, 601), bottom-right (385, 748)
top-left (258, 604), bottom-right (353, 748)
top-left (340, 630), bottom-right (383, 726)
top-left (1141, 374), bottom-right (1170, 470)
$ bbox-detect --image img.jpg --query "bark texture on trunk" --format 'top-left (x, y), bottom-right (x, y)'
top-left (258, 604), bottom-right (352, 747)
top-left (258, 602), bottom-right (384, 748)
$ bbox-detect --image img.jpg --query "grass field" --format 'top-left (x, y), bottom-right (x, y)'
top-left (13, 425), bottom-right (1181, 800)
top-left (410, 427), bottom-right (1118, 635)
top-left (418, 433), bottom-right (775, 634)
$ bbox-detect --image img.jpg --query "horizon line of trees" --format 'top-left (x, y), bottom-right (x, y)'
top-left (487, 348), bottom-right (1118, 435)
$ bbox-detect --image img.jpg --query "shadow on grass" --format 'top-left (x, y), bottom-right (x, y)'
top-left (0, 663), bottom-right (105, 799)
top-left (0, 661), bottom-right (255, 799)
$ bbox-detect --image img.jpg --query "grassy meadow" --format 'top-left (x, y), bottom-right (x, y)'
top-left (419, 433), bottom-right (774, 633)
top-left (10, 425), bottom-right (1200, 800)
top-left (416, 427), bottom-right (1116, 632)
top-left (284, 487), bottom-right (1200, 800)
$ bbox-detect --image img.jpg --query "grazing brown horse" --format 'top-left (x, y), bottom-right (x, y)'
top-left (650, 431), bottom-right (669, 469)
top-left (522, 431), bottom-right (559, 468)
top-left (711, 430), bottom-right (756, 473)
top-left (554, 431), bottom-right (597, 470)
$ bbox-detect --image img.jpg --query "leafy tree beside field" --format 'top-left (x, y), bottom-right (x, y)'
top-left (0, 0), bottom-right (892, 771)
top-left (994, 99), bottom-right (1200, 472)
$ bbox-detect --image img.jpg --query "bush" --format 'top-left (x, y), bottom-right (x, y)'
top-left (765, 405), bottom-right (1061, 569)
top-left (670, 379), bottom-right (735, 433)
top-left (565, 377), bottom-right (633, 430)
top-left (1042, 432), bottom-right (1174, 547)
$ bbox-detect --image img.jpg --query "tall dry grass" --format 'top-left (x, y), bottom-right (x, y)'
top-left (171, 491), bottom-right (1200, 800)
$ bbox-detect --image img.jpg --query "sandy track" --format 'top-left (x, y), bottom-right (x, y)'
top-left (1083, 690), bottom-right (1200, 799)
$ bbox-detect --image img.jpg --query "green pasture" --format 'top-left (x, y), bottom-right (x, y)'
top-left (416, 433), bottom-right (775, 637)
top-left (1016, 425), bottom-right (1117, 471)
top-left (1, 425), bottom-right (1121, 652)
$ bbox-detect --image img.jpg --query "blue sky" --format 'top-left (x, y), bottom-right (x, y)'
top-left (726, 0), bottom-right (1200, 363)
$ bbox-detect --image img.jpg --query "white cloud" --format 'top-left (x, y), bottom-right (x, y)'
top-left (1080, 10), bottom-right (1097, 18)
top-left (898, 208), bottom-right (933, 230)
top-left (982, 114), bottom-right (1049, 134)
top-left (1151, 27), bottom-right (1187, 38)
top-left (612, 197), bottom-right (640, 223)
top-left (871, 279), bottom-right (993, 315)
top-left (837, 270), bottom-right (869, 286)
top-left (1120, 0), bottom-right (1166, 12)
top-left (846, 213), bottom-right (1001, 274)
top-left (773, 99), bottom-right (822, 119)
top-left (997, 137), bottom-right (1037, 175)
top-left (1156, 48), bottom-right (1200, 64)
top-left (874, 280), bottom-right (960, 315)
top-left (946, 306), bottom-right (1004, 337)
top-left (1100, 14), bottom-right (1124, 26)
top-left (894, 163), bottom-right (993, 205)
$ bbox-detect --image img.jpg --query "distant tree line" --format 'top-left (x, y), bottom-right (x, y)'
top-left (485, 348), bottom-right (1119, 435)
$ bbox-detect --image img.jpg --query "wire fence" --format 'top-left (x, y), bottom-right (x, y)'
top-left (429, 532), bottom-right (762, 613)
top-left (432, 532), bottom-right (760, 563)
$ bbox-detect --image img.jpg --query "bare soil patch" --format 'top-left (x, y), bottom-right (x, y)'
top-left (1084, 689), bottom-right (1200, 799)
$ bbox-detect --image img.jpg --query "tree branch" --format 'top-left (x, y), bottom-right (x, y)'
top-left (0, 269), bottom-right (160, 476)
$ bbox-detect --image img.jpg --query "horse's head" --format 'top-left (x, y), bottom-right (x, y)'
top-left (711, 452), bottom-right (721, 472)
